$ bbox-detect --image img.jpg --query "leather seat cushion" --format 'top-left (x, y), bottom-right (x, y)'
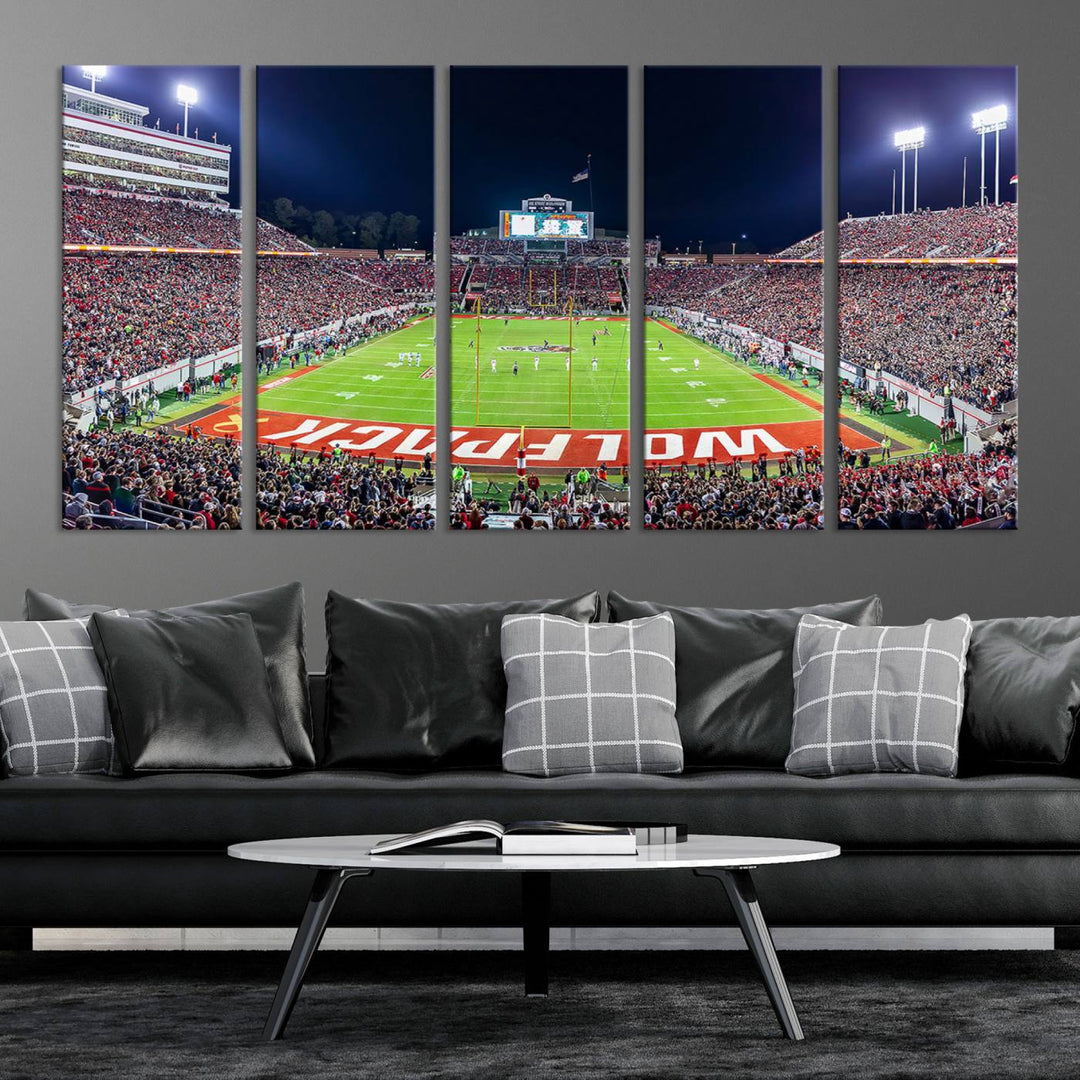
top-left (3, 769), bottom-right (1079, 851)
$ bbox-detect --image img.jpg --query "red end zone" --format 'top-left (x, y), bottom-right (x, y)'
top-left (194, 407), bottom-right (875, 465)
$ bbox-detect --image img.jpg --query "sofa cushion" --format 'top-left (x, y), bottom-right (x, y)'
top-left (0, 619), bottom-right (119, 777)
top-left (323, 590), bottom-right (601, 770)
top-left (787, 614), bottom-right (972, 778)
top-left (2, 769), bottom-right (1079, 851)
top-left (607, 593), bottom-right (883, 767)
top-left (88, 611), bottom-right (291, 774)
top-left (961, 616), bottom-right (1080, 771)
top-left (501, 612), bottom-right (682, 777)
top-left (24, 584), bottom-right (314, 768)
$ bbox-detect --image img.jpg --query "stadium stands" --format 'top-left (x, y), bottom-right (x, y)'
top-left (64, 187), bottom-right (239, 248)
top-left (647, 264), bottom-right (823, 350)
top-left (838, 418), bottom-right (1017, 528)
top-left (777, 203), bottom-right (1018, 259)
top-left (643, 461), bottom-right (825, 529)
top-left (63, 253), bottom-right (241, 393)
top-left (256, 256), bottom-right (433, 339)
top-left (840, 265), bottom-right (1017, 409)
top-left (62, 428), bottom-right (241, 530)
top-left (255, 447), bottom-right (435, 529)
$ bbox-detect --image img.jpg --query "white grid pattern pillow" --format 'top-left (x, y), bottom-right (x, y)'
top-left (0, 619), bottom-right (119, 777)
top-left (786, 613), bottom-right (973, 778)
top-left (501, 612), bottom-right (683, 777)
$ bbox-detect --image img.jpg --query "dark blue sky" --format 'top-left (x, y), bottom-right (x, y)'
top-left (62, 65), bottom-right (241, 207)
top-left (839, 66), bottom-right (1017, 218)
top-left (451, 67), bottom-right (627, 235)
top-left (646, 67), bottom-right (821, 254)
top-left (257, 67), bottom-right (434, 244)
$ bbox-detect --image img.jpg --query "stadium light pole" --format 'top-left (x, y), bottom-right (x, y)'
top-left (176, 84), bottom-right (199, 138)
top-left (82, 66), bottom-right (107, 93)
top-left (972, 105), bottom-right (1008, 206)
top-left (893, 127), bottom-right (926, 214)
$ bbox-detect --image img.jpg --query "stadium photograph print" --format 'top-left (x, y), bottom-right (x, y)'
top-left (62, 65), bottom-right (242, 531)
top-left (254, 67), bottom-right (435, 531)
top-left (449, 66), bottom-right (629, 530)
top-left (644, 67), bottom-right (826, 531)
top-left (837, 66), bottom-right (1018, 530)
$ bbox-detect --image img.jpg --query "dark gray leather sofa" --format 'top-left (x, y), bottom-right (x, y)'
top-left (4, 675), bottom-right (1080, 934)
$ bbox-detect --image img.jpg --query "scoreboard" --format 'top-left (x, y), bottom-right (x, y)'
top-left (500, 210), bottom-right (593, 241)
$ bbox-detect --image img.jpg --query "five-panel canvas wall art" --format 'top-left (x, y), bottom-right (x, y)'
top-left (61, 64), bottom-right (1018, 531)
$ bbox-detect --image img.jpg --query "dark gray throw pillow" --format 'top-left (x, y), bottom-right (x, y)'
top-left (0, 618), bottom-right (119, 776)
top-left (786, 613), bottom-right (972, 778)
top-left (961, 616), bottom-right (1080, 771)
top-left (502, 612), bottom-right (682, 777)
top-left (323, 590), bottom-right (602, 770)
top-left (88, 611), bottom-right (291, 774)
top-left (25, 584), bottom-right (314, 768)
top-left (607, 593), bottom-right (883, 767)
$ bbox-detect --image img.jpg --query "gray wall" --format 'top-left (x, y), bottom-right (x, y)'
top-left (1, 0), bottom-right (1073, 660)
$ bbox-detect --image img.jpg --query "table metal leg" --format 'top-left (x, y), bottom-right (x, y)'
top-left (694, 868), bottom-right (804, 1040)
top-left (522, 870), bottom-right (552, 997)
top-left (262, 868), bottom-right (369, 1041)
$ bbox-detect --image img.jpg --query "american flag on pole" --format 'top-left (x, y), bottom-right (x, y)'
top-left (572, 165), bottom-right (590, 183)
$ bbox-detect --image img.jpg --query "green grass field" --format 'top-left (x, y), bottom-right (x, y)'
top-left (257, 316), bottom-right (437, 425)
top-left (451, 315), bottom-right (630, 429)
top-left (642, 319), bottom-right (816, 431)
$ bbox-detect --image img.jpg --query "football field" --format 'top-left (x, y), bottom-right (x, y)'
top-left (258, 317), bottom-right (437, 427)
top-left (451, 315), bottom-right (629, 430)
top-left (643, 317), bottom-right (878, 464)
top-left (190, 312), bottom-right (886, 470)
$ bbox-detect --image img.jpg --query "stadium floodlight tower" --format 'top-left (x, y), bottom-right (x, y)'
top-left (176, 83), bottom-right (198, 138)
top-left (893, 126), bottom-right (926, 215)
top-left (971, 105), bottom-right (1008, 206)
top-left (81, 66), bottom-right (107, 93)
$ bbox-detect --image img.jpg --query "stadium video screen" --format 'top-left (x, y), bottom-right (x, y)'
top-left (450, 66), bottom-right (630, 531)
top-left (838, 66), bottom-right (1018, 531)
top-left (500, 210), bottom-right (593, 240)
top-left (254, 67), bottom-right (436, 531)
top-left (61, 65), bottom-right (242, 532)
top-left (644, 67), bottom-right (824, 530)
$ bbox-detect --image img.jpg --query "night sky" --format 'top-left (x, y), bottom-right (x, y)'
top-left (840, 66), bottom-right (1017, 219)
top-left (62, 65), bottom-right (241, 207)
top-left (257, 67), bottom-right (434, 245)
top-left (645, 67), bottom-right (821, 255)
top-left (451, 67), bottom-right (627, 235)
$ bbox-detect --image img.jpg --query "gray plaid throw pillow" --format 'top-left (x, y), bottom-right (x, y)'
top-left (501, 612), bottom-right (683, 777)
top-left (786, 613), bottom-right (973, 778)
top-left (0, 619), bottom-right (119, 776)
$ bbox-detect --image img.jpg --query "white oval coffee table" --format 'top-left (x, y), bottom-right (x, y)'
top-left (229, 833), bottom-right (839, 1042)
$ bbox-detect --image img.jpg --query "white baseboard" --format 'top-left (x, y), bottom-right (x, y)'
top-left (31, 925), bottom-right (1054, 952)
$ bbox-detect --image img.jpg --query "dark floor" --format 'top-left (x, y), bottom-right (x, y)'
top-left (0, 948), bottom-right (1076, 1079)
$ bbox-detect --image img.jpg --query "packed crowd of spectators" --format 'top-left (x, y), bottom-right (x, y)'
top-left (63, 253), bottom-right (240, 393)
top-left (449, 236), bottom-right (630, 260)
top-left (63, 125), bottom-right (227, 170)
top-left (698, 266), bottom-right (823, 351)
top-left (642, 459), bottom-right (825, 529)
top-left (255, 447), bottom-right (435, 529)
top-left (257, 219), bottom-right (314, 252)
top-left (463, 264), bottom-right (623, 313)
top-left (646, 265), bottom-right (738, 308)
top-left (840, 265), bottom-right (1017, 409)
top-left (62, 427), bottom-right (241, 530)
top-left (256, 256), bottom-right (432, 339)
top-left (449, 466), bottom-right (629, 529)
top-left (778, 204), bottom-right (1018, 259)
top-left (838, 418), bottom-right (1017, 529)
top-left (64, 187), bottom-right (240, 248)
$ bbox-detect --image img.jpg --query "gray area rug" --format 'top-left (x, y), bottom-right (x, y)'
top-left (0, 949), bottom-right (1075, 1079)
